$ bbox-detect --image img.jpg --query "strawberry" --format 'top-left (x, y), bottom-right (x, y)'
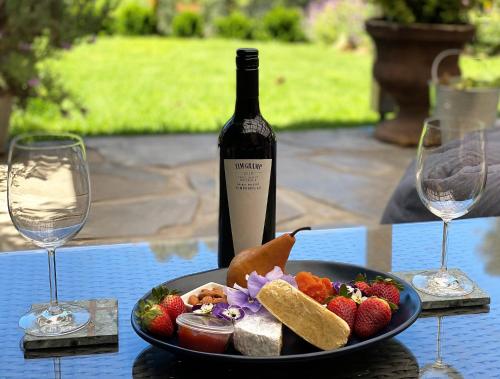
top-left (327, 296), bottom-right (357, 331)
top-left (356, 281), bottom-right (373, 296)
top-left (151, 285), bottom-right (185, 322)
top-left (135, 300), bottom-right (174, 338)
top-left (354, 274), bottom-right (373, 296)
top-left (354, 297), bottom-right (392, 338)
top-left (161, 294), bottom-right (185, 321)
top-left (370, 277), bottom-right (403, 306)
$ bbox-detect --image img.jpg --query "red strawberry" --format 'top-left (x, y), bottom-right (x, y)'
top-left (354, 273), bottom-right (373, 296)
top-left (356, 282), bottom-right (373, 296)
top-left (371, 277), bottom-right (403, 306)
top-left (354, 297), bottom-right (392, 338)
top-left (327, 296), bottom-right (357, 331)
top-left (136, 301), bottom-right (174, 338)
top-left (161, 294), bottom-right (185, 321)
top-left (151, 285), bottom-right (185, 322)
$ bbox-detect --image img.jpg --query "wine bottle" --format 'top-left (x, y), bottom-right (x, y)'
top-left (218, 48), bottom-right (276, 268)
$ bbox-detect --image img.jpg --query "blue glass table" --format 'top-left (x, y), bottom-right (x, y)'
top-left (1, 217), bottom-right (500, 378)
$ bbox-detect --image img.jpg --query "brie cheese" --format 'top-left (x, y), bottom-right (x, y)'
top-left (233, 312), bottom-right (282, 356)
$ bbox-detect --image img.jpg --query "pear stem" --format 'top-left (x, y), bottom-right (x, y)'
top-left (291, 226), bottom-right (311, 237)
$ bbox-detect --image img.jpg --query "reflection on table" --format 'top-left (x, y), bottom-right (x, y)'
top-left (1, 217), bottom-right (499, 377)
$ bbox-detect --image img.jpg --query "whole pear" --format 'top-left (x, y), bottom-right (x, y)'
top-left (226, 227), bottom-right (311, 288)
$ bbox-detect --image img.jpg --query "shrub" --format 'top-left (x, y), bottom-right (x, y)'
top-left (113, 1), bottom-right (156, 35)
top-left (471, 4), bottom-right (500, 56)
top-left (372, 0), bottom-right (484, 24)
top-left (172, 11), bottom-right (204, 37)
top-left (312, 4), bottom-right (339, 45)
top-left (262, 6), bottom-right (306, 42)
top-left (0, 0), bottom-right (114, 106)
top-left (215, 12), bottom-right (254, 40)
top-left (155, 0), bottom-right (176, 35)
top-left (312, 0), bottom-right (373, 49)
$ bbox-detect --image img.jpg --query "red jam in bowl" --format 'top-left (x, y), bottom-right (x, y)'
top-left (176, 313), bottom-right (234, 353)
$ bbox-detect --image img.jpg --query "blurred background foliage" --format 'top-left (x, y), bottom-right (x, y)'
top-left (1, 0), bottom-right (499, 136)
top-left (0, 0), bottom-right (115, 104)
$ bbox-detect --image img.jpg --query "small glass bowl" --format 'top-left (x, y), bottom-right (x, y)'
top-left (176, 313), bottom-right (234, 353)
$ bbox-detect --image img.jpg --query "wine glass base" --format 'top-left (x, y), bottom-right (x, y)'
top-left (419, 362), bottom-right (462, 378)
top-left (412, 270), bottom-right (474, 297)
top-left (19, 303), bottom-right (90, 337)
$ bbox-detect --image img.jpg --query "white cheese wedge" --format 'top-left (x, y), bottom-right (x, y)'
top-left (257, 279), bottom-right (350, 350)
top-left (233, 312), bottom-right (282, 356)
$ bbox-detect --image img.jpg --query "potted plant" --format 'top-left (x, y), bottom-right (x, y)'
top-left (0, 0), bottom-right (115, 153)
top-left (366, 0), bottom-right (481, 146)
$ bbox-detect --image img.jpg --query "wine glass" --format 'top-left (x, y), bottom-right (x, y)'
top-left (7, 133), bottom-right (91, 336)
top-left (413, 117), bottom-right (486, 297)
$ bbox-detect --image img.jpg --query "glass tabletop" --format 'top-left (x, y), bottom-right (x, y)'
top-left (1, 217), bottom-right (500, 378)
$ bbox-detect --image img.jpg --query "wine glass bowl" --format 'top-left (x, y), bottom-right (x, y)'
top-left (8, 133), bottom-right (91, 336)
top-left (413, 118), bottom-right (486, 297)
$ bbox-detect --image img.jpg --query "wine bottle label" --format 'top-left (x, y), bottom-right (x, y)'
top-left (224, 159), bottom-right (272, 255)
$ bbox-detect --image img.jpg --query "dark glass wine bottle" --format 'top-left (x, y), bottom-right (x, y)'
top-left (218, 48), bottom-right (276, 268)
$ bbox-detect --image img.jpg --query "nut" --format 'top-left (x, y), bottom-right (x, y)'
top-left (200, 296), bottom-right (214, 304)
top-left (188, 295), bottom-right (199, 306)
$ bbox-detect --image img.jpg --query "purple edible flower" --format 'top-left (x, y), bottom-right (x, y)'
top-left (226, 284), bottom-right (262, 313)
top-left (247, 266), bottom-right (297, 297)
top-left (263, 266), bottom-right (297, 287)
top-left (332, 281), bottom-right (343, 294)
top-left (212, 303), bottom-right (245, 321)
top-left (226, 266), bottom-right (297, 314)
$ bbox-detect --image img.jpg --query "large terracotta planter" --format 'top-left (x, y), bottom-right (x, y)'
top-left (0, 94), bottom-right (13, 154)
top-left (366, 19), bottom-right (475, 146)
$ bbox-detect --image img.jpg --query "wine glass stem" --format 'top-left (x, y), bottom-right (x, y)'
top-left (436, 316), bottom-right (443, 365)
top-left (440, 221), bottom-right (450, 273)
top-left (47, 248), bottom-right (61, 314)
top-left (53, 358), bottom-right (62, 379)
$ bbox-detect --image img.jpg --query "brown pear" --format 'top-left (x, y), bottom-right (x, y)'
top-left (226, 227), bottom-right (311, 288)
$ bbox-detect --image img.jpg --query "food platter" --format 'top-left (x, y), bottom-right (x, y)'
top-left (131, 260), bottom-right (422, 362)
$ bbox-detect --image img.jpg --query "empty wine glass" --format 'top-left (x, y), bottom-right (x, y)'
top-left (413, 117), bottom-right (486, 297)
top-left (8, 133), bottom-right (91, 336)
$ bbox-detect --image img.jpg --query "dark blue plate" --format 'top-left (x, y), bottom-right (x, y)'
top-left (131, 260), bottom-right (422, 362)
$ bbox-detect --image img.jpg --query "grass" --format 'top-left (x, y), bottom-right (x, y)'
top-left (11, 37), bottom-right (378, 135)
top-left (10, 37), bottom-right (500, 136)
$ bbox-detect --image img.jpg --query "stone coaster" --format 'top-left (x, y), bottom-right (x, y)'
top-left (392, 269), bottom-right (490, 310)
top-left (23, 299), bottom-right (118, 350)
top-left (419, 305), bottom-right (490, 318)
top-left (24, 344), bottom-right (119, 359)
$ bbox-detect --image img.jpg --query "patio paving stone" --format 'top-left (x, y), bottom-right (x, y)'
top-left (89, 161), bottom-right (179, 202)
top-left (188, 172), bottom-right (216, 194)
top-left (0, 127), bottom-right (415, 251)
top-left (87, 134), bottom-right (218, 168)
top-left (278, 156), bottom-right (392, 218)
top-left (79, 194), bottom-right (199, 239)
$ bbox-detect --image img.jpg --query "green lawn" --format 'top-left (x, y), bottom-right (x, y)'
top-left (10, 37), bottom-right (500, 135)
top-left (11, 37), bottom-right (378, 135)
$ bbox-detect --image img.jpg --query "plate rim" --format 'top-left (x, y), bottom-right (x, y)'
top-left (131, 259), bottom-right (422, 362)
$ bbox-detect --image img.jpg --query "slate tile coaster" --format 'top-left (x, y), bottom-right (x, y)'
top-left (23, 299), bottom-right (118, 350)
top-left (419, 305), bottom-right (490, 318)
top-left (392, 269), bottom-right (490, 310)
top-left (24, 344), bottom-right (119, 359)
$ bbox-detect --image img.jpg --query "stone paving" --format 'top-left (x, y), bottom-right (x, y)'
top-left (0, 127), bottom-right (415, 252)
